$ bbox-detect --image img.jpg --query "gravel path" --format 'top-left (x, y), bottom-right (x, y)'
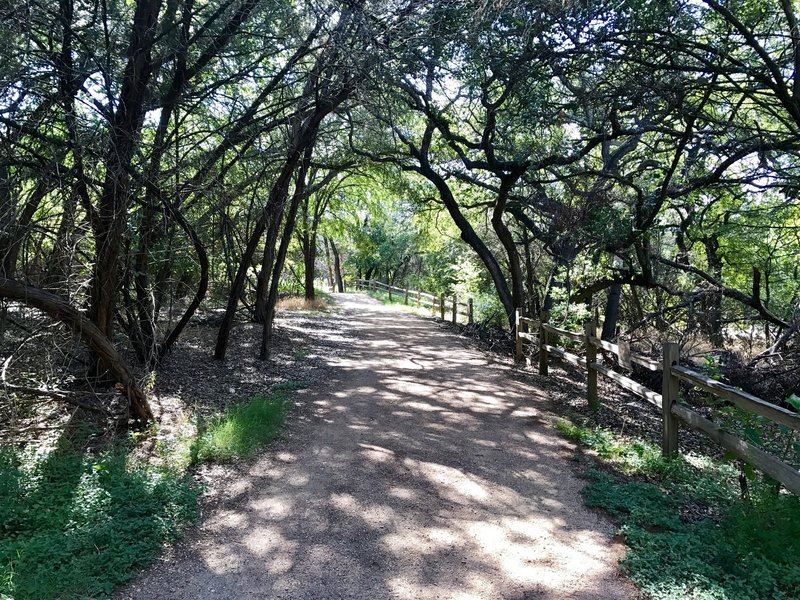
top-left (121, 294), bottom-right (637, 600)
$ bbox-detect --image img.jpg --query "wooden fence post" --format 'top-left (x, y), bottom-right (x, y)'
top-left (431, 293), bottom-right (436, 316)
top-left (662, 342), bottom-right (680, 457)
top-left (584, 320), bottom-right (599, 410)
top-left (452, 295), bottom-right (457, 324)
top-left (468, 298), bottom-right (473, 324)
top-left (439, 294), bottom-right (445, 320)
top-left (416, 290), bottom-right (421, 307)
top-left (404, 287), bottom-right (409, 305)
top-left (515, 308), bottom-right (524, 363)
top-left (538, 310), bottom-right (549, 376)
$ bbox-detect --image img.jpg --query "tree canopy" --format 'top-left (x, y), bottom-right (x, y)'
top-left (2, 0), bottom-right (799, 420)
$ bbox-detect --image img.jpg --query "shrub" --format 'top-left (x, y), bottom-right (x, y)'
top-left (557, 419), bottom-right (800, 599)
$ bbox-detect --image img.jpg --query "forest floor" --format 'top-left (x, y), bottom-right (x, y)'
top-left (119, 293), bottom-right (638, 600)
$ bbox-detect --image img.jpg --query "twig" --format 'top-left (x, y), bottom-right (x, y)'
top-left (3, 384), bottom-right (113, 413)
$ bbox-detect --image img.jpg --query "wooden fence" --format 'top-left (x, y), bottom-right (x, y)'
top-left (515, 309), bottom-right (800, 495)
top-left (353, 279), bottom-right (474, 325)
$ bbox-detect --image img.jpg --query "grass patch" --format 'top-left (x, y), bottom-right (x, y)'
top-left (277, 290), bottom-right (332, 313)
top-left (192, 384), bottom-right (300, 463)
top-left (556, 418), bottom-right (800, 599)
top-left (0, 446), bottom-right (198, 599)
top-left (1, 383), bottom-right (302, 599)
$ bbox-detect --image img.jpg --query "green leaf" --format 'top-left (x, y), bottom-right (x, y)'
top-left (786, 394), bottom-right (800, 413)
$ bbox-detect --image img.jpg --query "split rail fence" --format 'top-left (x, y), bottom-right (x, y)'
top-left (515, 310), bottom-right (800, 495)
top-left (354, 279), bottom-right (475, 325)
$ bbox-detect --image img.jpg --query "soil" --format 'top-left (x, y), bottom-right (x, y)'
top-left (119, 294), bottom-right (638, 600)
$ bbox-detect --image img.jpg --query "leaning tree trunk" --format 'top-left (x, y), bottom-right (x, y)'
top-left (260, 146), bottom-right (313, 360)
top-left (414, 152), bottom-right (514, 329)
top-left (0, 277), bottom-right (153, 422)
top-left (215, 156), bottom-right (302, 359)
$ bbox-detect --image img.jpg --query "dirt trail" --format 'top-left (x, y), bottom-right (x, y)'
top-left (121, 294), bottom-right (636, 599)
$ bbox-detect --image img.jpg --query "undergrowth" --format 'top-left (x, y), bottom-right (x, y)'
top-left (1, 383), bottom-right (300, 598)
top-left (0, 443), bottom-right (198, 600)
top-left (555, 418), bottom-right (800, 599)
top-left (276, 288), bottom-right (332, 313)
top-left (192, 382), bottom-right (300, 463)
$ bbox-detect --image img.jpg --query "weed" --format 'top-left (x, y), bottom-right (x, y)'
top-left (556, 418), bottom-right (800, 599)
top-left (276, 296), bottom-right (328, 312)
top-left (554, 419), bottom-right (678, 477)
top-left (0, 447), bottom-right (198, 599)
top-left (1, 384), bottom-right (299, 598)
top-left (192, 386), bottom-right (298, 463)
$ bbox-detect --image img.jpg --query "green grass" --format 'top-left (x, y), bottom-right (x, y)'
top-left (556, 418), bottom-right (800, 600)
top-left (192, 383), bottom-right (300, 463)
top-left (0, 446), bottom-right (198, 599)
top-left (0, 383), bottom-right (303, 599)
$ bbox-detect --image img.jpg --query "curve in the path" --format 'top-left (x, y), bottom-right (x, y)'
top-left (121, 294), bottom-right (636, 600)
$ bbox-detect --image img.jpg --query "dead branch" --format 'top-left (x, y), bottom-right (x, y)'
top-left (3, 383), bottom-right (114, 414)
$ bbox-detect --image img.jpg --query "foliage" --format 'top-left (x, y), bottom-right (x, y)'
top-left (557, 419), bottom-right (800, 599)
top-left (0, 447), bottom-right (198, 599)
top-left (192, 385), bottom-right (300, 463)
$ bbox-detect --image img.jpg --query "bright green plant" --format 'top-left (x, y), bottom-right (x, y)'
top-left (0, 448), bottom-right (198, 599)
top-left (192, 384), bottom-right (300, 463)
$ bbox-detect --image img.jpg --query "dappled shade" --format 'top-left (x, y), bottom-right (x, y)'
top-left (122, 295), bottom-right (633, 599)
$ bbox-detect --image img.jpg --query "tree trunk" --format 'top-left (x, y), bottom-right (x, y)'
top-left (490, 176), bottom-right (526, 313)
top-left (215, 154), bottom-right (304, 359)
top-left (303, 235), bottom-right (317, 301)
top-left (702, 236), bottom-right (724, 347)
top-left (323, 236), bottom-right (335, 291)
top-left (601, 284), bottom-right (622, 340)
top-left (156, 205), bottom-right (208, 363)
top-left (215, 98), bottom-right (332, 359)
top-left (330, 237), bottom-right (344, 292)
top-left (260, 146), bottom-right (313, 360)
top-left (414, 151), bottom-right (514, 329)
top-left (88, 0), bottom-right (163, 375)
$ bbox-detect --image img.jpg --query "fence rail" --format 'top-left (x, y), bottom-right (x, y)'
top-left (515, 309), bottom-right (800, 495)
top-left (354, 279), bottom-right (475, 325)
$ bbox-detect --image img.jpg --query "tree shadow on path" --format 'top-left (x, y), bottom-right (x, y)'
top-left (120, 294), bottom-right (637, 600)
